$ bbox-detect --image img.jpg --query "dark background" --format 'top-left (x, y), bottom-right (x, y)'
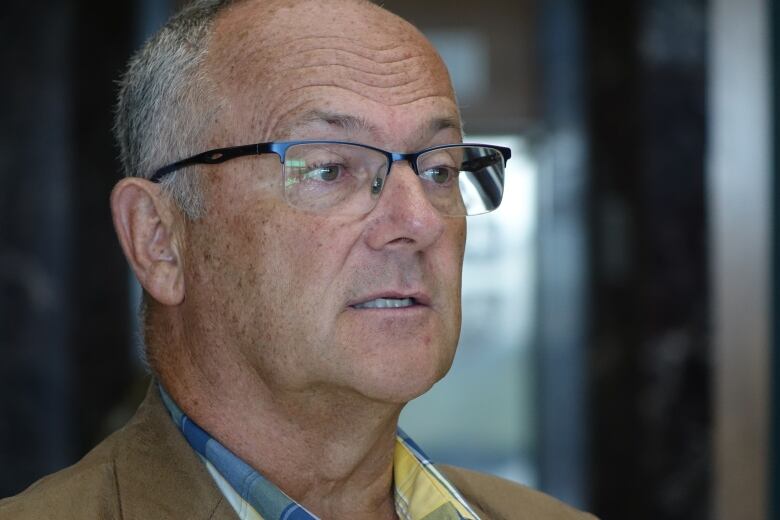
top-left (1, 1), bottom-right (712, 519)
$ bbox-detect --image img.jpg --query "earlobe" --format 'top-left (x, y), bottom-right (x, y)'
top-left (110, 178), bottom-right (185, 306)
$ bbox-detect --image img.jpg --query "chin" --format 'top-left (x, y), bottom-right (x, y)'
top-left (354, 342), bottom-right (456, 404)
top-left (332, 312), bottom-right (460, 402)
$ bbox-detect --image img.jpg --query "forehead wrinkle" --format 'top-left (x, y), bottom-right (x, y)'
top-left (229, 69), bottom-right (451, 143)
top-left (265, 64), bottom-right (432, 92)
top-left (258, 35), bottom-right (431, 65)
top-left (253, 55), bottom-right (442, 103)
top-left (269, 55), bottom-right (430, 81)
top-left (263, 80), bottom-right (446, 130)
top-left (206, 37), bottom-right (449, 134)
top-left (220, 20), bottom-right (443, 81)
top-left (208, 0), bottom-right (440, 71)
top-left (240, 41), bottom-right (442, 90)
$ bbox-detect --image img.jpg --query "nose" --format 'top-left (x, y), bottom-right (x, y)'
top-left (363, 160), bottom-right (446, 251)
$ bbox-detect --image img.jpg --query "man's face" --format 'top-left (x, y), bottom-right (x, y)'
top-left (180, 0), bottom-right (465, 403)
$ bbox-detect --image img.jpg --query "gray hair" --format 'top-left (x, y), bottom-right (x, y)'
top-left (114, 0), bottom-right (243, 218)
top-left (115, 0), bottom-right (243, 370)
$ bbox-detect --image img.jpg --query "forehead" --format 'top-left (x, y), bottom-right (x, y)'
top-left (204, 0), bottom-right (459, 145)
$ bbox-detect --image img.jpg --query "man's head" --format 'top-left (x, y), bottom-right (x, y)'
top-left (112, 0), bottom-right (469, 405)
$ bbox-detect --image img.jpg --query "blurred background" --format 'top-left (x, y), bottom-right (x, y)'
top-left (0, 0), bottom-right (774, 519)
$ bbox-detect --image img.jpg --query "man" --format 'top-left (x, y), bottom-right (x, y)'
top-left (0, 0), bottom-right (595, 518)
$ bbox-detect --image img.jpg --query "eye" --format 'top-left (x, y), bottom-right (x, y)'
top-left (307, 164), bottom-right (343, 182)
top-left (421, 166), bottom-right (457, 185)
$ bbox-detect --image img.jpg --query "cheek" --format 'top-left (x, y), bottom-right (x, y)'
top-left (270, 217), bottom-right (355, 284)
top-left (453, 218), bottom-right (467, 255)
top-left (211, 208), bottom-right (358, 324)
top-left (438, 220), bottom-right (466, 324)
top-left (439, 219), bottom-right (467, 278)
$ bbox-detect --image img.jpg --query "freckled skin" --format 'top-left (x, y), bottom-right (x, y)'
top-left (148, 0), bottom-right (466, 515)
top-left (175, 0), bottom-right (465, 404)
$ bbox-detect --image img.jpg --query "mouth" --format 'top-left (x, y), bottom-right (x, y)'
top-left (347, 292), bottom-right (430, 310)
top-left (352, 297), bottom-right (417, 309)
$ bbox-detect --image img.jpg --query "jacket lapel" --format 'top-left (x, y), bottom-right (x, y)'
top-left (111, 383), bottom-right (236, 519)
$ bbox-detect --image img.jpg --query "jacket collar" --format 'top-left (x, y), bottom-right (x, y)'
top-left (111, 382), bottom-right (236, 520)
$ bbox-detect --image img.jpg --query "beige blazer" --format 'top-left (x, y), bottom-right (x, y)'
top-left (0, 385), bottom-right (596, 520)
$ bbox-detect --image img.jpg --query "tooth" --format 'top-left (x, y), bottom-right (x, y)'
top-left (354, 298), bottom-right (415, 309)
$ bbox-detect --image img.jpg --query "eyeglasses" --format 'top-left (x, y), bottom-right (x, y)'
top-left (151, 141), bottom-right (511, 217)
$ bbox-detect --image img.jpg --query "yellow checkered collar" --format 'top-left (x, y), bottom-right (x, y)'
top-left (393, 429), bottom-right (480, 519)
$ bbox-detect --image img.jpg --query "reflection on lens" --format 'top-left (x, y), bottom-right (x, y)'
top-left (283, 143), bottom-right (388, 215)
top-left (282, 142), bottom-right (506, 217)
top-left (418, 146), bottom-right (505, 216)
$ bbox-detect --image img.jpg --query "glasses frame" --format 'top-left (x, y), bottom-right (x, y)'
top-left (151, 139), bottom-right (511, 183)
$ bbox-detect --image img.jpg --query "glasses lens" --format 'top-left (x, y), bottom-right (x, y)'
top-left (417, 146), bottom-right (506, 216)
top-left (283, 143), bottom-right (388, 215)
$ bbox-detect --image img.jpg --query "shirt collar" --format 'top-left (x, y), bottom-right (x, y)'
top-left (159, 385), bottom-right (480, 520)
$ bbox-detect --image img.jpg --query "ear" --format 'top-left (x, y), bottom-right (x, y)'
top-left (111, 178), bottom-right (185, 306)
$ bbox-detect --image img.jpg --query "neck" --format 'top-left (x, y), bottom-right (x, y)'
top-left (157, 343), bottom-right (402, 519)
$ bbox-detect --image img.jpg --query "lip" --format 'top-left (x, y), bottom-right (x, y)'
top-left (346, 291), bottom-right (432, 308)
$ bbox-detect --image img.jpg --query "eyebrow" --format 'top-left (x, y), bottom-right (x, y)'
top-left (291, 109), bottom-right (462, 143)
top-left (300, 110), bottom-right (377, 134)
